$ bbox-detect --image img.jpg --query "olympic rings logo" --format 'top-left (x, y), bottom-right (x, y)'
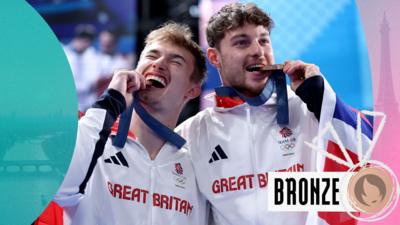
top-left (280, 143), bottom-right (295, 151)
top-left (175, 176), bottom-right (187, 185)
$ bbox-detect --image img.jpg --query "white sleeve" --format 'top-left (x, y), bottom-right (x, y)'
top-left (54, 108), bottom-right (109, 207)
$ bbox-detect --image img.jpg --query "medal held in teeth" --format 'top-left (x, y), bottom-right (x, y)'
top-left (247, 64), bottom-right (284, 72)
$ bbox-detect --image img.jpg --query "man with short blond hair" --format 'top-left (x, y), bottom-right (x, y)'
top-left (53, 22), bottom-right (209, 225)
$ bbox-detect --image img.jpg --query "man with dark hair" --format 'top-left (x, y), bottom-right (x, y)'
top-left (178, 3), bottom-right (372, 225)
top-left (53, 22), bottom-right (209, 225)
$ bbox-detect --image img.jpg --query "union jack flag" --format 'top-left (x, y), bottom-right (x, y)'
top-left (306, 78), bottom-right (374, 225)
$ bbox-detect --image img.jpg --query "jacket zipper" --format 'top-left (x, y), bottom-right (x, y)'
top-left (246, 106), bottom-right (261, 225)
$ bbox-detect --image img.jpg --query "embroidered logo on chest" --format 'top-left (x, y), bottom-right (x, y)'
top-left (172, 162), bottom-right (187, 189)
top-left (274, 126), bottom-right (298, 156)
top-left (175, 162), bottom-right (183, 175)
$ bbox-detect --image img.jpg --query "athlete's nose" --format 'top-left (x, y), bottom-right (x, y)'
top-left (152, 57), bottom-right (167, 71)
top-left (250, 40), bottom-right (265, 59)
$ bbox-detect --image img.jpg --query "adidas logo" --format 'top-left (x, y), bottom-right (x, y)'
top-left (209, 145), bottom-right (228, 163)
top-left (104, 151), bottom-right (129, 167)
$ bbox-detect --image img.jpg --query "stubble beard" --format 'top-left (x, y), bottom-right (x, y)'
top-left (222, 70), bottom-right (267, 97)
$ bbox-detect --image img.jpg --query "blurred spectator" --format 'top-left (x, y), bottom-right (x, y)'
top-left (63, 24), bottom-right (99, 112)
top-left (96, 28), bottom-right (131, 96)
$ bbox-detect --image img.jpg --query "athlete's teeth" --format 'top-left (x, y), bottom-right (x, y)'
top-left (247, 64), bottom-right (263, 72)
top-left (146, 75), bottom-right (166, 88)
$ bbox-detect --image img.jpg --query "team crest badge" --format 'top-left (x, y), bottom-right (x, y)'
top-left (172, 162), bottom-right (187, 189)
top-left (175, 163), bottom-right (183, 175)
top-left (273, 126), bottom-right (297, 156)
top-left (279, 127), bottom-right (293, 138)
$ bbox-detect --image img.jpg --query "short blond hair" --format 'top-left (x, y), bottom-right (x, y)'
top-left (145, 22), bottom-right (207, 84)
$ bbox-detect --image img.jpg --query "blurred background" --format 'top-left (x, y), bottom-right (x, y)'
top-left (26, 0), bottom-right (374, 124)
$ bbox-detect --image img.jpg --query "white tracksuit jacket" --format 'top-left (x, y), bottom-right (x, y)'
top-left (177, 76), bottom-right (373, 225)
top-left (54, 89), bottom-right (208, 225)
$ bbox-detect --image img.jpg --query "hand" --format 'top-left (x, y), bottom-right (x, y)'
top-left (108, 70), bottom-right (146, 107)
top-left (283, 60), bottom-right (321, 91)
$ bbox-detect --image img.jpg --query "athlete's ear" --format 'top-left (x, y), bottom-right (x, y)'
top-left (185, 83), bottom-right (201, 101)
top-left (207, 47), bottom-right (221, 69)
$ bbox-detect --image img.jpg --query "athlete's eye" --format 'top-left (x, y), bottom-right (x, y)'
top-left (233, 39), bottom-right (250, 48)
top-left (170, 59), bottom-right (183, 66)
top-left (145, 54), bottom-right (158, 59)
top-left (259, 38), bottom-right (270, 46)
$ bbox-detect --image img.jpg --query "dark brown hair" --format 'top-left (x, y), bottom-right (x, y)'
top-left (206, 3), bottom-right (274, 48)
